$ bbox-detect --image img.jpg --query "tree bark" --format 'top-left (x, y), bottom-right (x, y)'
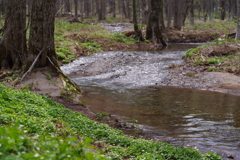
top-left (159, 0), bottom-right (165, 29)
top-left (109, 0), bottom-right (116, 17)
top-left (189, 0), bottom-right (195, 25)
top-left (173, 0), bottom-right (184, 30)
top-left (141, 0), bottom-right (148, 24)
top-left (220, 0), bottom-right (226, 20)
top-left (26, 0), bottom-right (58, 70)
top-left (146, 0), bottom-right (167, 46)
top-left (0, 0), bottom-right (26, 70)
top-left (64, 0), bottom-right (71, 12)
top-left (74, 0), bottom-right (78, 17)
top-left (231, 0), bottom-right (237, 21)
top-left (84, 0), bottom-right (91, 17)
top-left (236, 0), bottom-right (240, 40)
top-left (98, 0), bottom-right (106, 20)
top-left (167, 0), bottom-right (173, 28)
top-left (133, 0), bottom-right (144, 41)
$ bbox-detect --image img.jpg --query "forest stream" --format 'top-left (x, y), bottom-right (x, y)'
top-left (61, 43), bottom-right (240, 159)
top-left (61, 23), bottom-right (240, 160)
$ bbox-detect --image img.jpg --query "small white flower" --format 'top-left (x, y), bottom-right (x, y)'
top-left (34, 153), bottom-right (40, 157)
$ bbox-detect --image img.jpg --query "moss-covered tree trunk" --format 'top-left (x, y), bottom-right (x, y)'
top-left (146, 0), bottom-right (167, 46)
top-left (0, 0), bottom-right (26, 70)
top-left (26, 0), bottom-right (59, 71)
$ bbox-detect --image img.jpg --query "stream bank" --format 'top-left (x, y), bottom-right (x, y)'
top-left (61, 43), bottom-right (240, 160)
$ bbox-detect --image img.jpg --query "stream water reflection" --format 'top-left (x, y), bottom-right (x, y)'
top-left (61, 44), bottom-right (240, 159)
top-left (80, 86), bottom-right (240, 158)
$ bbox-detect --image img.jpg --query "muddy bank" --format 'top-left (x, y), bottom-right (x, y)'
top-left (162, 64), bottom-right (240, 96)
top-left (171, 41), bottom-right (240, 95)
top-left (164, 30), bottom-right (219, 43)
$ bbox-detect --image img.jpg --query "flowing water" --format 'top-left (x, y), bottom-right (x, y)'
top-left (61, 44), bottom-right (240, 159)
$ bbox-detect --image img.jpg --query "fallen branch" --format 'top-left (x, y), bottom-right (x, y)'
top-left (20, 50), bottom-right (43, 82)
top-left (55, 4), bottom-right (65, 16)
top-left (200, 54), bottom-right (206, 61)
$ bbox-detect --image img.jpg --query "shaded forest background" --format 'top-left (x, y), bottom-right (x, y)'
top-left (0, 0), bottom-right (237, 30)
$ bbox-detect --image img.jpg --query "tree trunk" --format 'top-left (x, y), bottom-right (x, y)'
top-left (173, 0), bottom-right (185, 30)
top-left (236, 0), bottom-right (240, 40)
top-left (167, 0), bottom-right (173, 28)
top-left (182, 0), bottom-right (190, 26)
top-left (159, 0), bottom-right (165, 29)
top-left (64, 0), bottom-right (71, 12)
top-left (26, 0), bottom-right (58, 70)
top-left (0, 0), bottom-right (27, 70)
top-left (96, 0), bottom-right (100, 17)
top-left (220, 0), bottom-right (226, 20)
top-left (98, 0), bottom-right (106, 21)
top-left (189, 0), bottom-right (194, 25)
top-left (141, 0), bottom-right (148, 24)
top-left (84, 0), bottom-right (91, 17)
top-left (109, 0), bottom-right (116, 17)
top-left (101, 0), bottom-right (106, 20)
top-left (203, 0), bottom-right (208, 22)
top-left (231, 0), bottom-right (237, 21)
top-left (133, 0), bottom-right (144, 41)
top-left (122, 0), bottom-right (128, 19)
top-left (74, 0), bottom-right (78, 17)
top-left (126, 0), bottom-right (132, 20)
top-left (146, 0), bottom-right (167, 46)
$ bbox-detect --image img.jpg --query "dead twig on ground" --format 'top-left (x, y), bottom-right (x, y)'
top-left (20, 50), bottom-right (43, 83)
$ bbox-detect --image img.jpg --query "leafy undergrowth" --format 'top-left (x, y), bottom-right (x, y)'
top-left (0, 84), bottom-right (222, 160)
top-left (54, 19), bottom-right (139, 65)
top-left (183, 40), bottom-right (240, 74)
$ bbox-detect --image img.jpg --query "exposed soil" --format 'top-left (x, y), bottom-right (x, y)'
top-left (164, 29), bottom-right (220, 43)
top-left (162, 64), bottom-right (240, 96)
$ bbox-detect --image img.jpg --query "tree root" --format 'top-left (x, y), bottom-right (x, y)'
top-left (47, 56), bottom-right (81, 94)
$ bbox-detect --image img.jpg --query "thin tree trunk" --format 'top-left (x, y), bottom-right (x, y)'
top-left (231, 0), bottom-right (237, 21)
top-left (236, 0), bottom-right (240, 39)
top-left (64, 0), bottom-right (71, 12)
top-left (74, 0), bottom-right (78, 17)
top-left (133, 0), bottom-right (144, 41)
top-left (141, 0), bottom-right (148, 24)
top-left (159, 0), bottom-right (165, 29)
top-left (167, 0), bottom-right (173, 28)
top-left (101, 0), bottom-right (106, 20)
top-left (189, 0), bottom-right (195, 25)
top-left (220, 0), bottom-right (226, 20)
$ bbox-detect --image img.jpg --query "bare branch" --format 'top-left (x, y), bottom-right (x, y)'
top-left (20, 50), bottom-right (43, 82)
